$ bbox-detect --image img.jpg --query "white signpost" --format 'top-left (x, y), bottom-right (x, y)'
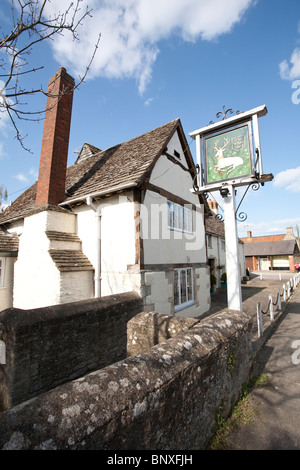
top-left (190, 105), bottom-right (273, 311)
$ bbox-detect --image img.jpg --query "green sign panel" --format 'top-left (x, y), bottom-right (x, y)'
top-left (205, 124), bottom-right (253, 185)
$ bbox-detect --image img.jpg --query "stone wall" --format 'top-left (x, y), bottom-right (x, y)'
top-left (140, 266), bottom-right (210, 318)
top-left (0, 309), bottom-right (253, 450)
top-left (0, 291), bottom-right (143, 411)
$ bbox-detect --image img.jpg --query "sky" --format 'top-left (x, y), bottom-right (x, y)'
top-left (0, 0), bottom-right (300, 238)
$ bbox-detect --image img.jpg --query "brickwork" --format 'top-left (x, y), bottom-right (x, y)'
top-left (35, 67), bottom-right (75, 207)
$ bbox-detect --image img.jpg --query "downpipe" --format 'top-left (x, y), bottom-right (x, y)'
top-left (86, 196), bottom-right (102, 298)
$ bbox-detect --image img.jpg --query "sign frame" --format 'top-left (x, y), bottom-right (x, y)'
top-left (189, 105), bottom-right (270, 194)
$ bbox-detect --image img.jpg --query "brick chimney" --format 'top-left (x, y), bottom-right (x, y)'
top-left (286, 227), bottom-right (294, 236)
top-left (35, 67), bottom-right (75, 207)
top-left (247, 231), bottom-right (252, 238)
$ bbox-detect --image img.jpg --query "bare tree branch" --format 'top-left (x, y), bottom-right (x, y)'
top-left (0, 0), bottom-right (100, 150)
top-left (0, 185), bottom-right (8, 204)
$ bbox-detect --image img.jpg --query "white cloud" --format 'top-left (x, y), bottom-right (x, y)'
top-left (14, 173), bottom-right (28, 183)
top-left (0, 142), bottom-right (5, 159)
top-left (29, 168), bottom-right (38, 179)
top-left (273, 166), bottom-right (300, 193)
top-left (279, 47), bottom-right (300, 80)
top-left (238, 218), bottom-right (300, 237)
top-left (44, 0), bottom-right (255, 94)
top-left (144, 97), bottom-right (154, 107)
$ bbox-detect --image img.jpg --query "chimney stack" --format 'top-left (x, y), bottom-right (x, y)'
top-left (247, 231), bottom-right (252, 238)
top-left (286, 227), bottom-right (294, 236)
top-left (35, 67), bottom-right (75, 207)
top-left (212, 200), bottom-right (218, 215)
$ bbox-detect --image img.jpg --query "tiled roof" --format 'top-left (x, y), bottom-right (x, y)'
top-left (0, 119), bottom-right (195, 225)
top-left (205, 216), bottom-right (225, 237)
top-left (244, 239), bottom-right (299, 256)
top-left (74, 143), bottom-right (101, 164)
top-left (0, 228), bottom-right (19, 252)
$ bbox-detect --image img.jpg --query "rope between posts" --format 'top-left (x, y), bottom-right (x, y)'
top-left (256, 273), bottom-right (300, 338)
top-left (261, 299), bottom-right (270, 315)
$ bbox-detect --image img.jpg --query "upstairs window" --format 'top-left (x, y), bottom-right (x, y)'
top-left (206, 234), bottom-right (212, 249)
top-left (168, 201), bottom-right (192, 233)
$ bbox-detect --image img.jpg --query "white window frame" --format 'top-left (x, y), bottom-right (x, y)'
top-left (0, 257), bottom-right (5, 288)
top-left (206, 234), bottom-right (212, 249)
top-left (174, 267), bottom-right (195, 312)
top-left (168, 201), bottom-right (193, 233)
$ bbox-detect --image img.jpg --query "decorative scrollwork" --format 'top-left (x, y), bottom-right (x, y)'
top-left (217, 105), bottom-right (234, 120)
top-left (236, 212), bottom-right (247, 222)
top-left (251, 183), bottom-right (260, 191)
top-left (216, 214), bottom-right (224, 222)
top-left (208, 105), bottom-right (242, 125)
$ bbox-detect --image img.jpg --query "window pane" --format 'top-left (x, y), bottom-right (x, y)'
top-left (180, 270), bottom-right (187, 303)
top-left (187, 268), bottom-right (192, 301)
top-left (184, 207), bottom-right (192, 232)
top-left (168, 201), bottom-right (174, 228)
top-left (174, 270), bottom-right (179, 306)
top-left (174, 204), bottom-right (179, 229)
top-left (178, 205), bottom-right (183, 230)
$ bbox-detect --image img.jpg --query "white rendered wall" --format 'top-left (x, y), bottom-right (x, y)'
top-left (13, 210), bottom-right (93, 309)
top-left (75, 192), bottom-right (137, 297)
top-left (13, 211), bottom-right (61, 309)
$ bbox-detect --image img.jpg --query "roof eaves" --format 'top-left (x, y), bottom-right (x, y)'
top-left (60, 182), bottom-right (138, 206)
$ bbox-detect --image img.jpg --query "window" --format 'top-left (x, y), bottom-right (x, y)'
top-left (0, 258), bottom-right (5, 287)
top-left (221, 240), bottom-right (225, 251)
top-left (168, 201), bottom-right (192, 233)
top-left (174, 267), bottom-right (194, 311)
top-left (206, 234), bottom-right (212, 249)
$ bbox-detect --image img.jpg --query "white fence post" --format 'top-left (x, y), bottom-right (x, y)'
top-left (277, 289), bottom-right (281, 311)
top-left (283, 284), bottom-right (286, 301)
top-left (269, 295), bottom-right (274, 321)
top-left (287, 281), bottom-right (291, 298)
top-left (257, 302), bottom-right (263, 337)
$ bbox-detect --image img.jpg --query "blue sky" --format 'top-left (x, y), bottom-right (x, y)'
top-left (0, 0), bottom-right (300, 238)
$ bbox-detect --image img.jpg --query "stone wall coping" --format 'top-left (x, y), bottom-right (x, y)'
top-left (0, 308), bottom-right (252, 450)
top-left (0, 291), bottom-right (142, 329)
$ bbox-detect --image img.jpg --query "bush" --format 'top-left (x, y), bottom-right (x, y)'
top-left (220, 272), bottom-right (227, 283)
top-left (210, 273), bottom-right (217, 285)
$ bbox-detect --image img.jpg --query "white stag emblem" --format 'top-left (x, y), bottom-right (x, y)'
top-left (213, 137), bottom-right (243, 176)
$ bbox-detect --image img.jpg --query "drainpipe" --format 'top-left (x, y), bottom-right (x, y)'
top-left (217, 236), bottom-right (221, 287)
top-left (86, 196), bottom-right (102, 298)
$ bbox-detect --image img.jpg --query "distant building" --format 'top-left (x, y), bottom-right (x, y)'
top-left (241, 228), bottom-right (300, 272)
